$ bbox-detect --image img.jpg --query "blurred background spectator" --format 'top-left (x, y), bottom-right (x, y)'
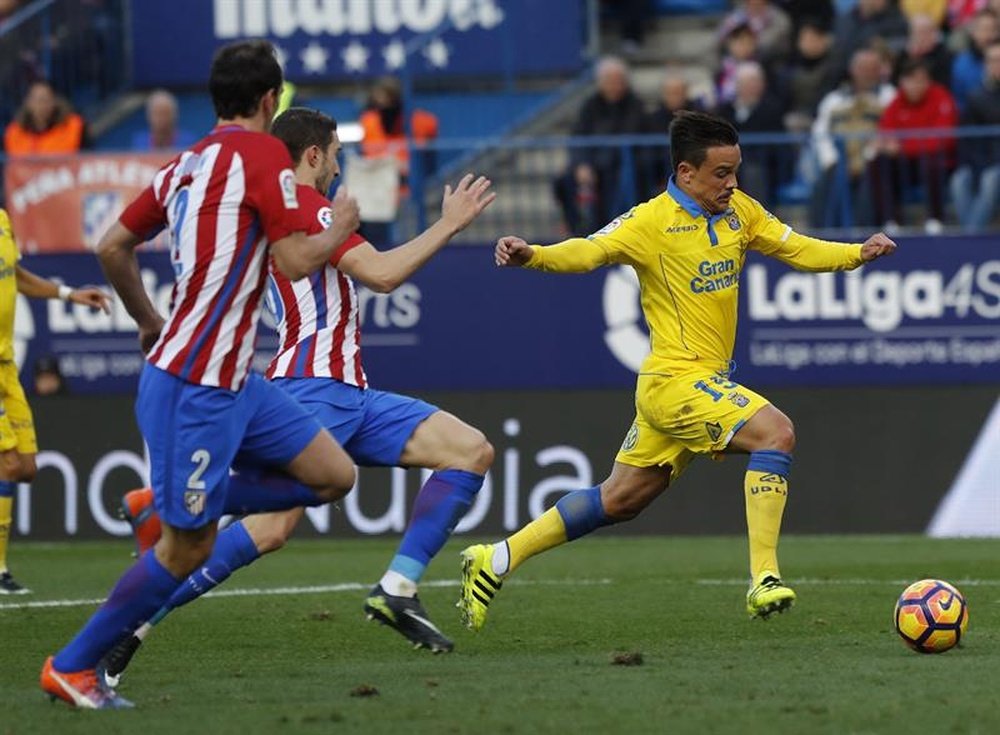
top-left (720, 0), bottom-right (793, 64)
top-left (716, 21), bottom-right (764, 105)
top-left (872, 58), bottom-right (958, 232)
top-left (900, 0), bottom-right (949, 26)
top-left (949, 39), bottom-right (1000, 230)
top-left (896, 14), bottom-right (953, 85)
top-left (641, 71), bottom-right (704, 198)
top-left (951, 9), bottom-right (999, 109)
top-left (810, 48), bottom-right (897, 227)
top-left (830, 0), bottom-right (909, 85)
top-left (131, 89), bottom-right (195, 151)
top-left (554, 56), bottom-right (644, 235)
top-left (601, 0), bottom-right (651, 57)
top-left (784, 17), bottom-right (838, 131)
top-left (3, 79), bottom-right (86, 156)
top-left (33, 355), bottom-right (68, 396)
top-left (717, 61), bottom-right (786, 200)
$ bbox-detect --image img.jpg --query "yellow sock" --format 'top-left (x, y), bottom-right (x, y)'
top-left (0, 495), bottom-right (12, 574)
top-left (745, 469), bottom-right (788, 580)
top-left (505, 507), bottom-right (568, 574)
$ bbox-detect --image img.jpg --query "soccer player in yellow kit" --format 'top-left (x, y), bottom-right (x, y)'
top-left (459, 111), bottom-right (897, 626)
top-left (0, 209), bottom-right (110, 594)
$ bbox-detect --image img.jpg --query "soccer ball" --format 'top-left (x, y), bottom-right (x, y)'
top-left (894, 579), bottom-right (969, 654)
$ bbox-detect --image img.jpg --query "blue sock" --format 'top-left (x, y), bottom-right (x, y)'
top-left (53, 552), bottom-right (180, 672)
top-left (389, 469), bottom-right (483, 583)
top-left (158, 520), bottom-right (261, 617)
top-left (0, 480), bottom-right (15, 497)
top-left (223, 471), bottom-right (324, 515)
top-left (556, 486), bottom-right (612, 540)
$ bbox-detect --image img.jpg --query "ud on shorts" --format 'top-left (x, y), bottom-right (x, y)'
top-left (136, 365), bottom-right (324, 529)
top-left (615, 370), bottom-right (770, 479)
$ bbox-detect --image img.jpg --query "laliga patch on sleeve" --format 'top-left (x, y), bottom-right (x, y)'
top-left (317, 206), bottom-right (332, 230)
top-left (594, 217), bottom-right (623, 236)
top-left (279, 169), bottom-right (298, 209)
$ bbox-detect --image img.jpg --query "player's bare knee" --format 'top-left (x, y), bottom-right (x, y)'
top-left (0, 451), bottom-right (20, 480)
top-left (600, 474), bottom-right (667, 521)
top-left (462, 431), bottom-right (494, 474)
top-left (156, 535), bottom-right (214, 577)
top-left (313, 462), bottom-right (355, 502)
top-left (250, 525), bottom-right (289, 554)
top-left (769, 420), bottom-right (796, 454)
top-left (16, 456), bottom-right (36, 482)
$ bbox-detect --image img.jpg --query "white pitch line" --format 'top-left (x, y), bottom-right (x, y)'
top-left (0, 578), bottom-right (612, 612)
top-left (697, 578), bottom-right (1000, 587)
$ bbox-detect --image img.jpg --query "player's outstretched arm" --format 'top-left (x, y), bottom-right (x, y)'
top-left (496, 235), bottom-right (608, 273)
top-left (271, 188), bottom-right (361, 281)
top-left (97, 222), bottom-right (164, 353)
top-left (15, 266), bottom-right (111, 313)
top-left (338, 173), bottom-right (495, 293)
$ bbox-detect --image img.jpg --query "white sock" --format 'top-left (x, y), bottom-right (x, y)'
top-left (490, 541), bottom-right (510, 577)
top-left (134, 622), bottom-right (153, 641)
top-left (380, 570), bottom-right (417, 597)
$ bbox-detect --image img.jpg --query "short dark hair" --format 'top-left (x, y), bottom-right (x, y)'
top-left (271, 108), bottom-right (338, 164)
top-left (899, 57), bottom-right (931, 79)
top-left (209, 40), bottom-right (283, 120)
top-left (669, 111), bottom-right (739, 172)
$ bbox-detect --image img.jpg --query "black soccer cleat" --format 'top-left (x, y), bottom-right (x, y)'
top-left (98, 634), bottom-right (143, 688)
top-left (0, 570), bottom-right (30, 595)
top-left (363, 584), bottom-right (454, 654)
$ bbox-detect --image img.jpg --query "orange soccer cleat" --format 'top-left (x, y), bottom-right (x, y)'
top-left (119, 487), bottom-right (162, 556)
top-left (40, 656), bottom-right (133, 709)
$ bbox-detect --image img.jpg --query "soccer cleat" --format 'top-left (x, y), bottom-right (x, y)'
top-left (0, 570), bottom-right (30, 595)
top-left (40, 656), bottom-right (134, 709)
top-left (98, 634), bottom-right (144, 689)
top-left (746, 571), bottom-right (796, 619)
top-left (119, 487), bottom-right (161, 556)
top-left (363, 584), bottom-right (454, 653)
top-left (458, 543), bottom-right (504, 632)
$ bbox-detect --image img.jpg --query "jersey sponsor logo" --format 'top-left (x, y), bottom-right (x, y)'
top-left (184, 490), bottom-right (206, 516)
top-left (621, 422), bottom-right (639, 452)
top-left (279, 169), bottom-right (298, 209)
top-left (705, 421), bottom-right (723, 442)
top-left (690, 258), bottom-right (738, 294)
top-left (317, 206), bottom-right (332, 230)
top-left (665, 224), bottom-right (699, 234)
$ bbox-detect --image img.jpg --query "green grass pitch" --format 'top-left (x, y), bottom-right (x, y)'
top-left (1, 535), bottom-right (998, 734)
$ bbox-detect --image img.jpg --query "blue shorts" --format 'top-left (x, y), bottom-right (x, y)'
top-left (271, 378), bottom-right (437, 467)
top-left (136, 365), bottom-right (323, 529)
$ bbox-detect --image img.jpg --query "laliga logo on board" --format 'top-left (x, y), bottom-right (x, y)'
top-left (602, 265), bottom-right (649, 373)
top-left (213, 0), bottom-right (504, 37)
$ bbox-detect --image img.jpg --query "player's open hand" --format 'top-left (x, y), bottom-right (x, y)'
top-left (495, 236), bottom-right (533, 267)
top-left (441, 173), bottom-right (496, 233)
top-left (330, 187), bottom-right (360, 236)
top-left (69, 286), bottom-right (112, 314)
top-left (860, 232), bottom-right (897, 262)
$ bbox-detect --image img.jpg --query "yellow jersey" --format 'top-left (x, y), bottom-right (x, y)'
top-left (526, 179), bottom-right (865, 377)
top-left (0, 210), bottom-right (19, 362)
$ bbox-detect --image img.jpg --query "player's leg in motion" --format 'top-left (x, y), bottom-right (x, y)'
top-left (459, 461), bottom-right (670, 631)
top-left (727, 404), bottom-right (797, 619)
top-left (363, 409), bottom-right (494, 653)
top-left (0, 363), bottom-right (39, 595)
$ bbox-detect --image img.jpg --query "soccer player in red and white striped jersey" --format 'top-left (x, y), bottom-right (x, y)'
top-left (103, 108), bottom-right (496, 672)
top-left (41, 42), bottom-right (360, 709)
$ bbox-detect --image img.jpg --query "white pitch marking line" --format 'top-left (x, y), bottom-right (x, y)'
top-left (0, 578), bottom-right (612, 611)
top-left (697, 578), bottom-right (1000, 587)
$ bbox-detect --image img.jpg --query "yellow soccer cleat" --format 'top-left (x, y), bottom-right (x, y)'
top-left (458, 544), bottom-right (504, 632)
top-left (746, 571), bottom-right (796, 619)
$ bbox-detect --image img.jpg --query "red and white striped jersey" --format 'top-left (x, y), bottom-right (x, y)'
top-left (119, 125), bottom-right (304, 391)
top-left (265, 184), bottom-right (367, 387)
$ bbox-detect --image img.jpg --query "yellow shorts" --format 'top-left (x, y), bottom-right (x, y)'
top-left (0, 360), bottom-right (37, 455)
top-left (615, 370), bottom-right (769, 480)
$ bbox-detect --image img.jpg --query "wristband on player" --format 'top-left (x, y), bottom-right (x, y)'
top-left (58, 285), bottom-right (73, 301)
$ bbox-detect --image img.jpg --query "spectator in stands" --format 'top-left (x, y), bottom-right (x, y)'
top-left (131, 89), bottom-right (195, 151)
top-left (901, 0), bottom-right (949, 25)
top-left (951, 9), bottom-right (999, 109)
top-left (359, 76), bottom-right (439, 244)
top-left (949, 40), bottom-right (1000, 229)
top-left (3, 80), bottom-right (86, 156)
top-left (717, 22), bottom-right (763, 105)
top-left (948, 0), bottom-right (987, 29)
top-left (554, 56), bottom-right (645, 235)
top-left (896, 14), bottom-right (953, 85)
top-left (809, 48), bottom-right (897, 227)
top-left (718, 62), bottom-right (787, 200)
top-left (872, 58), bottom-right (958, 232)
top-left (830, 0), bottom-right (909, 84)
top-left (719, 0), bottom-right (794, 64)
top-left (784, 18), bottom-right (838, 131)
top-left (779, 0), bottom-right (836, 35)
top-left (641, 72), bottom-right (703, 197)
top-left (601, 0), bottom-right (650, 57)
